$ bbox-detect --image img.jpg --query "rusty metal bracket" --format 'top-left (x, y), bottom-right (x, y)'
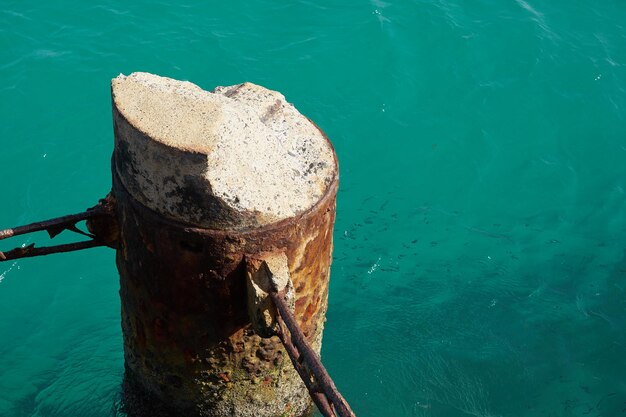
top-left (0, 194), bottom-right (118, 262)
top-left (253, 261), bottom-right (357, 417)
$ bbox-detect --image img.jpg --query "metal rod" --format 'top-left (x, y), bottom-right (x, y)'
top-left (0, 240), bottom-right (107, 261)
top-left (0, 209), bottom-right (106, 241)
top-left (270, 291), bottom-right (356, 417)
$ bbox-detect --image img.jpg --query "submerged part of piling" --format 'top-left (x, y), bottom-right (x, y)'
top-left (111, 72), bottom-right (338, 417)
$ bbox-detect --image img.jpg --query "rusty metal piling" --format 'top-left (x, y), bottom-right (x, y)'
top-left (111, 73), bottom-right (340, 417)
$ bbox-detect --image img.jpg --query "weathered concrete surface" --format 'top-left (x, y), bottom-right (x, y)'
top-left (112, 73), bottom-right (338, 417)
top-left (112, 72), bottom-right (336, 230)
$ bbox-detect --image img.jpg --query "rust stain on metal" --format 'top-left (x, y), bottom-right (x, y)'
top-left (115, 160), bottom-right (338, 417)
top-left (86, 193), bottom-right (120, 248)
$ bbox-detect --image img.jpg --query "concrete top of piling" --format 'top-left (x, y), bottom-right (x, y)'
top-left (111, 72), bottom-right (337, 230)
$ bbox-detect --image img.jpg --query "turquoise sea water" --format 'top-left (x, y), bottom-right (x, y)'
top-left (1, 1), bottom-right (626, 416)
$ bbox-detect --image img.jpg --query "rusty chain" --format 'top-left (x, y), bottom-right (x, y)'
top-left (260, 263), bottom-right (356, 417)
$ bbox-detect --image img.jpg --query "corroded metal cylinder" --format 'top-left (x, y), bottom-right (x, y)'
top-left (111, 73), bottom-right (338, 417)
